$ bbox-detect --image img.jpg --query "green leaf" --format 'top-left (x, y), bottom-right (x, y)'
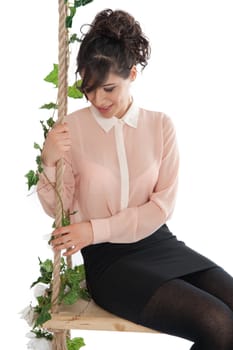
top-left (40, 118), bottom-right (54, 139)
top-left (33, 293), bottom-right (52, 327)
top-left (74, 264), bottom-right (86, 282)
top-left (62, 214), bottom-right (70, 226)
top-left (66, 7), bottom-right (76, 28)
top-left (58, 263), bottom-right (88, 305)
top-left (36, 155), bottom-right (43, 173)
top-left (47, 117), bottom-right (55, 128)
top-left (34, 307), bottom-right (51, 327)
top-left (31, 258), bottom-right (53, 287)
top-left (25, 170), bottom-right (39, 190)
top-left (60, 257), bottom-right (66, 272)
top-left (30, 276), bottom-right (47, 288)
top-left (74, 0), bottom-right (94, 7)
top-left (40, 102), bottom-right (58, 110)
top-left (31, 329), bottom-right (53, 340)
top-left (69, 33), bottom-right (81, 44)
top-left (66, 16), bottom-right (73, 29)
top-left (66, 268), bottom-right (81, 287)
top-left (76, 79), bottom-right (82, 88)
top-left (67, 337), bottom-right (85, 350)
top-left (34, 142), bottom-right (42, 151)
top-left (40, 258), bottom-right (53, 274)
top-left (68, 84), bottom-right (83, 99)
top-left (62, 288), bottom-right (79, 305)
top-left (79, 287), bottom-right (91, 301)
top-left (44, 64), bottom-right (58, 87)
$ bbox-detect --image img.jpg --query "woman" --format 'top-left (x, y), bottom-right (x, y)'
top-left (38, 9), bottom-right (233, 349)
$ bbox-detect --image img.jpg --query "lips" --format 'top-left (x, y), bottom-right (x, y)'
top-left (97, 105), bottom-right (113, 113)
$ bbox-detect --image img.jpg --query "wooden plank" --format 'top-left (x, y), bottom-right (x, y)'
top-left (43, 299), bottom-right (157, 333)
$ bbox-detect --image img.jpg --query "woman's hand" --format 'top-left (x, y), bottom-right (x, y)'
top-left (42, 122), bottom-right (71, 167)
top-left (50, 221), bottom-right (94, 256)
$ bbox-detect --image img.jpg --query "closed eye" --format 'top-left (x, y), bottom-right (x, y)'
top-left (103, 86), bottom-right (115, 93)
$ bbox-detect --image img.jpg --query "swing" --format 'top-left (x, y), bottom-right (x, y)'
top-left (44, 298), bottom-right (156, 333)
top-left (45, 2), bottom-right (157, 348)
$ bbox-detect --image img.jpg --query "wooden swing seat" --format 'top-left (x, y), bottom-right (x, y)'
top-left (44, 298), bottom-right (158, 333)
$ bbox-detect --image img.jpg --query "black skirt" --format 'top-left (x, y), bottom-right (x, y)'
top-left (81, 224), bottom-right (218, 324)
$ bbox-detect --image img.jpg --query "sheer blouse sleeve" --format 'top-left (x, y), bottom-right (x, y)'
top-left (37, 152), bottom-right (75, 219)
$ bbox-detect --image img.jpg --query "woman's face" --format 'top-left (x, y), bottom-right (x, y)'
top-left (84, 67), bottom-right (137, 119)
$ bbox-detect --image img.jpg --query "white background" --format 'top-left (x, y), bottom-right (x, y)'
top-left (1, 1), bottom-right (233, 349)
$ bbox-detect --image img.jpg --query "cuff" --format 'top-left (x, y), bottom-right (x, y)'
top-left (90, 218), bottom-right (111, 244)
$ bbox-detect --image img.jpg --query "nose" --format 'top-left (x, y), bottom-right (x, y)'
top-left (92, 88), bottom-right (107, 106)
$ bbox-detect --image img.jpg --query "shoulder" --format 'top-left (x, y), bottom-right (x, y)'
top-left (65, 106), bottom-right (90, 124)
top-left (139, 107), bottom-right (175, 129)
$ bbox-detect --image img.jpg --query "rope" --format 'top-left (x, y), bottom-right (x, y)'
top-left (51, 0), bottom-right (69, 314)
top-left (49, 2), bottom-right (69, 349)
top-left (52, 330), bottom-right (69, 350)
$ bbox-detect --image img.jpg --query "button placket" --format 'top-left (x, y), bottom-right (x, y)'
top-left (114, 120), bottom-right (129, 210)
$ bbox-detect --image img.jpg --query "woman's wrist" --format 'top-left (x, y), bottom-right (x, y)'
top-left (41, 152), bottom-right (57, 167)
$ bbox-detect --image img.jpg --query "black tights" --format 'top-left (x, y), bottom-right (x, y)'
top-left (140, 267), bottom-right (233, 349)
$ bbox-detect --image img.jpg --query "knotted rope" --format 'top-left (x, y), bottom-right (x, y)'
top-left (51, 0), bottom-right (69, 313)
top-left (50, 1), bottom-right (69, 349)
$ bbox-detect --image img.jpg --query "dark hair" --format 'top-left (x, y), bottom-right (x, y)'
top-left (76, 9), bottom-right (151, 93)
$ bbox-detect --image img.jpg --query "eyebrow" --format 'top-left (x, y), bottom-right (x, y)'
top-left (101, 83), bottom-right (116, 87)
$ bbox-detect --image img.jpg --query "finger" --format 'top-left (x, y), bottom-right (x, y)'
top-left (52, 226), bottom-right (70, 236)
top-left (53, 239), bottom-right (72, 250)
top-left (57, 132), bottom-right (71, 140)
top-left (63, 244), bottom-right (80, 256)
top-left (50, 233), bottom-right (69, 247)
top-left (59, 143), bottom-right (72, 151)
top-left (53, 122), bottom-right (69, 132)
top-left (51, 230), bottom-right (70, 243)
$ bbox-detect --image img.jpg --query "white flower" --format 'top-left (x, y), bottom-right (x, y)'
top-left (19, 305), bottom-right (36, 327)
top-left (26, 332), bottom-right (52, 350)
top-left (33, 283), bottom-right (49, 298)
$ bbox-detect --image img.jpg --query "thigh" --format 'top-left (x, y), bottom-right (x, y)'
top-left (140, 278), bottom-right (233, 344)
top-left (181, 267), bottom-right (233, 311)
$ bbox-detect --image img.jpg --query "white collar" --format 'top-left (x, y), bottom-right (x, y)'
top-left (90, 101), bottom-right (139, 133)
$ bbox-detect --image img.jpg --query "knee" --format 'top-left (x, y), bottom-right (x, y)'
top-left (203, 307), bottom-right (233, 349)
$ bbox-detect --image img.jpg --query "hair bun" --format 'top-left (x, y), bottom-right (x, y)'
top-left (92, 9), bottom-right (137, 43)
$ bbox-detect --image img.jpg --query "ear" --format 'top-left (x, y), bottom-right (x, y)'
top-left (130, 65), bottom-right (137, 81)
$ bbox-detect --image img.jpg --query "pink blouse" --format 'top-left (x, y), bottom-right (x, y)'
top-left (37, 102), bottom-right (179, 244)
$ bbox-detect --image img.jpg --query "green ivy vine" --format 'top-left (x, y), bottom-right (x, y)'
top-left (25, 0), bottom-right (94, 191)
top-left (25, 63), bottom-right (83, 191)
top-left (31, 257), bottom-right (90, 326)
top-left (22, 2), bottom-right (94, 349)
